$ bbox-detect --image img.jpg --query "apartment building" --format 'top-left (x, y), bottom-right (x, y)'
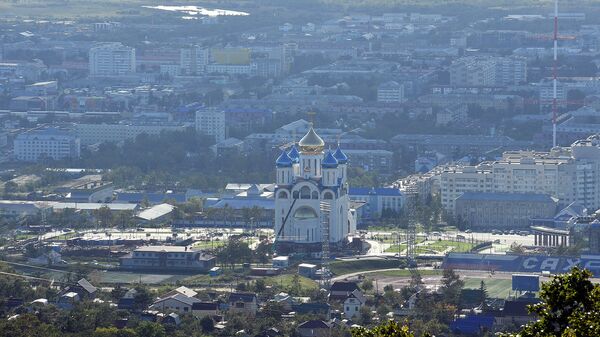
top-left (377, 81), bottom-right (405, 103)
top-left (180, 46), bottom-right (209, 75)
top-left (89, 42), bottom-right (135, 77)
top-left (195, 108), bottom-right (226, 143)
top-left (14, 128), bottom-right (80, 162)
top-left (76, 122), bottom-right (188, 145)
top-left (438, 135), bottom-right (600, 214)
top-left (449, 56), bottom-right (527, 87)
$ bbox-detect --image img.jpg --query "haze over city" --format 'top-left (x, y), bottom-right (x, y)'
top-left (2, 1), bottom-right (600, 336)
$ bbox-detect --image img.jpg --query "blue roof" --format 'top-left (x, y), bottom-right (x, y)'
top-left (333, 146), bottom-right (348, 164)
top-left (288, 145), bottom-right (300, 163)
top-left (349, 187), bottom-right (402, 196)
top-left (457, 192), bottom-right (555, 203)
top-left (276, 150), bottom-right (293, 168)
top-left (116, 192), bottom-right (186, 204)
top-left (322, 150), bottom-right (338, 168)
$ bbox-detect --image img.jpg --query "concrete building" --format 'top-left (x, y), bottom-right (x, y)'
top-left (76, 122), bottom-right (188, 145)
top-left (120, 246), bottom-right (216, 272)
top-left (377, 81), bottom-right (405, 103)
top-left (455, 192), bottom-right (557, 229)
top-left (0, 201), bottom-right (52, 219)
top-left (438, 135), bottom-right (600, 214)
top-left (89, 42), bottom-right (135, 77)
top-left (349, 187), bottom-right (404, 220)
top-left (450, 57), bottom-right (495, 87)
top-left (14, 128), bottom-right (80, 162)
top-left (180, 46), bottom-right (209, 75)
top-left (195, 108), bottom-right (226, 143)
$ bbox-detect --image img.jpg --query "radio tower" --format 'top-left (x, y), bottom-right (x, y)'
top-left (552, 0), bottom-right (559, 148)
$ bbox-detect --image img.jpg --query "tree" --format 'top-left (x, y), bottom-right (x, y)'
top-left (135, 322), bottom-right (166, 337)
top-left (362, 279), bottom-right (374, 292)
top-left (133, 286), bottom-right (154, 311)
top-left (199, 315), bottom-right (214, 333)
top-left (440, 268), bottom-right (464, 305)
top-left (352, 320), bottom-right (430, 337)
top-left (93, 327), bottom-right (138, 337)
top-left (505, 267), bottom-right (600, 337)
top-left (479, 280), bottom-right (488, 305)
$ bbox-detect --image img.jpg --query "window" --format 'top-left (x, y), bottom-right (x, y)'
top-left (311, 191), bottom-right (319, 199)
top-left (300, 186), bottom-right (311, 199)
top-left (278, 190), bottom-right (288, 199)
top-left (323, 191), bottom-right (333, 200)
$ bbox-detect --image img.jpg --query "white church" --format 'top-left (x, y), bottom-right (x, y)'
top-left (274, 125), bottom-right (357, 254)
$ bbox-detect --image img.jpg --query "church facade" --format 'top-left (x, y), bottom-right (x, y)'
top-left (274, 126), bottom-right (356, 254)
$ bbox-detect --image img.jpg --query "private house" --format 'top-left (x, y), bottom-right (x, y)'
top-left (343, 289), bottom-right (365, 318)
top-left (149, 293), bottom-right (200, 314)
top-left (228, 292), bottom-right (258, 316)
top-left (329, 281), bottom-right (361, 301)
top-left (296, 320), bottom-right (331, 337)
top-left (192, 302), bottom-right (219, 318)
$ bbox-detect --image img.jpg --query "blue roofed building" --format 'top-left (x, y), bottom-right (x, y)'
top-left (349, 187), bottom-right (403, 223)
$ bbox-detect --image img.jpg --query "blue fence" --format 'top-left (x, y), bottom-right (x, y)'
top-left (443, 253), bottom-right (600, 277)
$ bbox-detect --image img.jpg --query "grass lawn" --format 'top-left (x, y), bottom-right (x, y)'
top-left (427, 240), bottom-right (475, 253)
top-left (376, 269), bottom-right (443, 278)
top-left (193, 240), bottom-right (226, 250)
top-left (263, 274), bottom-right (319, 291)
top-left (329, 259), bottom-right (404, 275)
top-left (463, 278), bottom-right (513, 299)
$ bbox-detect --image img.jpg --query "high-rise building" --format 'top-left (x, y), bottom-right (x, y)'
top-left (180, 46), bottom-right (209, 75)
top-left (89, 42), bottom-right (135, 77)
top-left (274, 127), bottom-right (356, 254)
top-left (438, 135), bottom-right (600, 213)
top-left (449, 56), bottom-right (527, 87)
top-left (377, 81), bottom-right (405, 103)
top-left (195, 108), bottom-right (226, 143)
top-left (14, 128), bottom-right (80, 162)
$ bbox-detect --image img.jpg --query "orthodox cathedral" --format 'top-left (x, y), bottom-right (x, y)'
top-left (274, 125), bottom-right (357, 254)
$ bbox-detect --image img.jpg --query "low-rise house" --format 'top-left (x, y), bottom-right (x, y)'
top-left (192, 302), bottom-right (219, 317)
top-left (228, 292), bottom-right (258, 316)
top-left (343, 289), bottom-right (365, 318)
top-left (329, 281), bottom-right (361, 301)
top-left (58, 292), bottom-right (80, 310)
top-left (296, 320), bottom-right (331, 337)
top-left (150, 293), bottom-right (200, 314)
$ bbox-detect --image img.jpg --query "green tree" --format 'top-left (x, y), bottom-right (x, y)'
top-left (0, 314), bottom-right (60, 337)
top-left (199, 315), bottom-right (214, 333)
top-left (135, 321), bottom-right (166, 337)
top-left (479, 280), bottom-right (488, 305)
top-left (440, 268), bottom-right (463, 305)
top-left (362, 279), bottom-right (374, 292)
top-left (352, 320), bottom-right (430, 337)
top-left (93, 327), bottom-right (138, 337)
top-left (505, 267), bottom-right (600, 337)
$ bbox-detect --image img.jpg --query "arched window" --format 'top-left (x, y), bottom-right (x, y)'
top-left (300, 186), bottom-right (311, 199)
top-left (323, 191), bottom-right (334, 200)
top-left (311, 191), bottom-right (319, 199)
top-left (293, 191), bottom-right (299, 199)
top-left (278, 190), bottom-right (288, 199)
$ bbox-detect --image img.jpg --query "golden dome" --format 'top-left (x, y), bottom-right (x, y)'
top-left (298, 127), bottom-right (325, 153)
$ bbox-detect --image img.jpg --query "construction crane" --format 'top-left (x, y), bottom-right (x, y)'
top-left (320, 201), bottom-right (331, 287)
top-left (552, 0), bottom-right (559, 148)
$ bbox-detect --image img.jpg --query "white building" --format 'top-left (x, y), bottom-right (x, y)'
top-left (75, 122), bottom-right (188, 145)
top-left (195, 108), bottom-right (226, 143)
top-left (377, 81), bottom-right (405, 103)
top-left (438, 136), bottom-right (600, 213)
top-left (89, 42), bottom-right (135, 77)
top-left (205, 63), bottom-right (256, 75)
top-left (180, 46), bottom-right (209, 75)
top-left (450, 57), bottom-right (495, 87)
top-left (14, 128), bottom-right (80, 162)
top-left (274, 127), bottom-right (356, 254)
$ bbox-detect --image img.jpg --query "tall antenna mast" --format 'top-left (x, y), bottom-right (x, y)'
top-left (552, 0), bottom-right (559, 148)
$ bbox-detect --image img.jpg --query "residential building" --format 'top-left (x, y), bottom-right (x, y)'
top-left (449, 57), bottom-right (495, 87)
top-left (192, 302), bottom-right (219, 318)
top-left (180, 46), bottom-right (209, 75)
top-left (227, 292), bottom-right (258, 316)
top-left (119, 246), bottom-right (216, 272)
top-left (150, 293), bottom-right (200, 314)
top-left (14, 128), bottom-right (80, 162)
top-left (343, 289), bottom-right (365, 318)
top-left (297, 320), bottom-right (331, 337)
top-left (195, 108), bottom-right (226, 143)
top-left (455, 192), bottom-right (557, 229)
top-left (377, 81), bottom-right (405, 103)
top-left (89, 42), bottom-right (135, 77)
top-left (329, 281), bottom-right (361, 301)
top-left (75, 122), bottom-right (188, 145)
